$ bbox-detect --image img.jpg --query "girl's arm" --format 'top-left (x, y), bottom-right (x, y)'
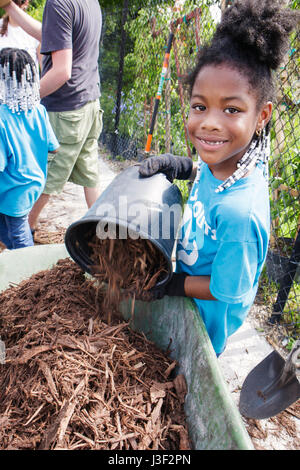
top-left (4, 1), bottom-right (42, 41)
top-left (156, 273), bottom-right (216, 301)
top-left (36, 44), bottom-right (42, 71)
top-left (184, 275), bottom-right (216, 300)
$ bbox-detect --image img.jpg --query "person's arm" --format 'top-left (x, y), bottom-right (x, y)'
top-left (3, 1), bottom-right (42, 41)
top-left (149, 272), bottom-right (216, 301)
top-left (36, 44), bottom-right (42, 71)
top-left (39, 49), bottom-right (72, 99)
top-left (184, 275), bottom-right (216, 300)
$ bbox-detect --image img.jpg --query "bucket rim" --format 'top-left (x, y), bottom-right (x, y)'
top-left (65, 217), bottom-right (174, 287)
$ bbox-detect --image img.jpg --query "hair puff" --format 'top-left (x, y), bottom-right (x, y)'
top-left (214, 0), bottom-right (300, 70)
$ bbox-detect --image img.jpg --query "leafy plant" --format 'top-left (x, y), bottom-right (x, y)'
top-left (269, 47), bottom-right (299, 242)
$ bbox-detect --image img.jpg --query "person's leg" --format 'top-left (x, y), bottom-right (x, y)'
top-left (29, 108), bottom-right (87, 230)
top-left (5, 213), bottom-right (34, 249)
top-left (0, 213), bottom-right (13, 249)
top-left (84, 186), bottom-right (100, 208)
top-left (69, 100), bottom-right (103, 207)
top-left (28, 193), bottom-right (50, 231)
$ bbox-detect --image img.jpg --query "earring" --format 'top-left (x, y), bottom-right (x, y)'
top-left (256, 128), bottom-right (262, 138)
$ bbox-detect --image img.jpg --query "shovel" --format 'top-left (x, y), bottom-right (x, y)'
top-left (239, 339), bottom-right (300, 419)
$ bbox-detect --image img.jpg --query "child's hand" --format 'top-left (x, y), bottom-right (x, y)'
top-left (147, 272), bottom-right (188, 301)
top-left (0, 0), bottom-right (11, 7)
top-left (139, 153), bottom-right (193, 183)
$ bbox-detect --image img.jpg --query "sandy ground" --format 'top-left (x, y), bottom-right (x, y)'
top-left (35, 157), bottom-right (117, 232)
top-left (1, 152), bottom-right (299, 450)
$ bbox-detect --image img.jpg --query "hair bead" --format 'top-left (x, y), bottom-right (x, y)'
top-left (0, 48), bottom-right (40, 114)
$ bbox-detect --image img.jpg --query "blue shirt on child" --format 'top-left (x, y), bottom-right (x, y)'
top-left (176, 160), bottom-right (270, 354)
top-left (0, 103), bottom-right (59, 217)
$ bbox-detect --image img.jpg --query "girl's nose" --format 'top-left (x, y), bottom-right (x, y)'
top-left (200, 110), bottom-right (221, 131)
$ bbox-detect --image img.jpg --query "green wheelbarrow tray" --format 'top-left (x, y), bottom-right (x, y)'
top-left (0, 244), bottom-right (253, 450)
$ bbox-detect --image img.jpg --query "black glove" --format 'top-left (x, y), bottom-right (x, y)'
top-left (139, 154), bottom-right (193, 183)
top-left (150, 272), bottom-right (188, 300)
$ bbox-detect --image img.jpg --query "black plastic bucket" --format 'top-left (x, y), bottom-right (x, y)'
top-left (65, 165), bottom-right (183, 287)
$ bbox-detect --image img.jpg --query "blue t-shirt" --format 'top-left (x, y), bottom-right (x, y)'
top-left (176, 160), bottom-right (270, 354)
top-left (0, 104), bottom-right (59, 217)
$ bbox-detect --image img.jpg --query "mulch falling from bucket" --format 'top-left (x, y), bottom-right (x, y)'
top-left (0, 258), bottom-right (190, 450)
top-left (89, 236), bottom-right (169, 321)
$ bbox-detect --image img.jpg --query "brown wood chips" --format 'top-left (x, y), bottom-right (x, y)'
top-left (0, 258), bottom-right (190, 450)
top-left (89, 237), bottom-right (169, 320)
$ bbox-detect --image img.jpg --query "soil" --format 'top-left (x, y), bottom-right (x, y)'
top-left (0, 149), bottom-right (299, 450)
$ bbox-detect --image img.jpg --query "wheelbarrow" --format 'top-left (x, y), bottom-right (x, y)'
top-left (0, 244), bottom-right (253, 450)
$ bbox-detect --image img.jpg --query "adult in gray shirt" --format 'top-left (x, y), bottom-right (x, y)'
top-left (2, 0), bottom-right (103, 231)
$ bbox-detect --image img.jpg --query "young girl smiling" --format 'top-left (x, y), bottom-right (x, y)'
top-left (139, 0), bottom-right (299, 356)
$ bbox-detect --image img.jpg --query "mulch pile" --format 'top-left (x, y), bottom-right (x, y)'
top-left (245, 400), bottom-right (300, 450)
top-left (33, 228), bottom-right (66, 245)
top-left (89, 236), bottom-right (169, 319)
top-left (0, 258), bottom-right (190, 450)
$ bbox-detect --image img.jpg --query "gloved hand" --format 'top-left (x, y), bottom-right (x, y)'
top-left (150, 272), bottom-right (188, 300)
top-left (0, 0), bottom-right (11, 8)
top-left (139, 153), bottom-right (193, 183)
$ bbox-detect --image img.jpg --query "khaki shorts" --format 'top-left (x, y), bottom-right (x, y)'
top-left (44, 100), bottom-right (103, 194)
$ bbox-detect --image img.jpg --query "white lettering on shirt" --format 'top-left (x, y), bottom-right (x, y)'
top-left (177, 192), bottom-right (217, 266)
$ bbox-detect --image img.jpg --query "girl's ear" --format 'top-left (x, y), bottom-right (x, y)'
top-left (256, 101), bottom-right (273, 133)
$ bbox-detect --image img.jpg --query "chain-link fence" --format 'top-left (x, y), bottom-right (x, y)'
top-left (266, 30), bottom-right (299, 336)
top-left (99, 0), bottom-right (299, 342)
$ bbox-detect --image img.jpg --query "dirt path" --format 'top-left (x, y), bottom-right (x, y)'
top-left (35, 157), bottom-right (118, 233)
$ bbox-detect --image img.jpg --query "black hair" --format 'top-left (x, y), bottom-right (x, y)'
top-left (0, 47), bottom-right (37, 83)
top-left (0, 47), bottom-right (39, 113)
top-left (188, 0), bottom-right (299, 114)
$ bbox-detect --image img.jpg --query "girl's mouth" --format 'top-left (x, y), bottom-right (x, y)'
top-left (198, 138), bottom-right (228, 149)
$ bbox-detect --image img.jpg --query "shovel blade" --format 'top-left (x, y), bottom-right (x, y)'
top-left (239, 350), bottom-right (300, 419)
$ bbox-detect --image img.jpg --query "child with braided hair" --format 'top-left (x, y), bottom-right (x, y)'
top-left (0, 47), bottom-right (59, 249)
top-left (139, 0), bottom-right (299, 356)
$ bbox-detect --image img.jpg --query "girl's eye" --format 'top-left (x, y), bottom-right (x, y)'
top-left (193, 104), bottom-right (206, 112)
top-left (225, 107), bottom-right (240, 114)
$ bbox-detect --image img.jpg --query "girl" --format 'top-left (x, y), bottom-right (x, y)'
top-left (0, 47), bottom-right (59, 249)
top-left (0, 0), bottom-right (41, 73)
top-left (139, 0), bottom-right (299, 356)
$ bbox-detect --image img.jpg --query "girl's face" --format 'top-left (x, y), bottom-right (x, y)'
top-left (187, 64), bottom-right (272, 179)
